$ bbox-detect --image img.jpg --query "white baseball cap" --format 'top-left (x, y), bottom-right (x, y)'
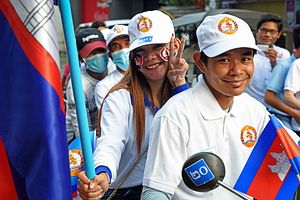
top-left (197, 14), bottom-right (259, 57)
top-left (106, 25), bottom-right (129, 46)
top-left (100, 28), bottom-right (111, 41)
top-left (128, 10), bottom-right (175, 51)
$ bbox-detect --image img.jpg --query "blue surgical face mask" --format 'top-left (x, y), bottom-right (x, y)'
top-left (85, 53), bottom-right (108, 73)
top-left (111, 48), bottom-right (130, 71)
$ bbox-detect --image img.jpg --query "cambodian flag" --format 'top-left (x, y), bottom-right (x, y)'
top-left (0, 0), bottom-right (71, 199)
top-left (234, 115), bottom-right (300, 200)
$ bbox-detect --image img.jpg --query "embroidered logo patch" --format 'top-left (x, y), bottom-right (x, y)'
top-left (240, 125), bottom-right (257, 147)
top-left (218, 17), bottom-right (238, 35)
top-left (137, 16), bottom-right (152, 33)
top-left (112, 25), bottom-right (123, 33)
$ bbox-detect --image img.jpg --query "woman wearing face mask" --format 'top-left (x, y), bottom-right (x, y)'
top-left (77, 10), bottom-right (189, 200)
top-left (65, 28), bottom-right (109, 144)
top-left (94, 25), bottom-right (130, 110)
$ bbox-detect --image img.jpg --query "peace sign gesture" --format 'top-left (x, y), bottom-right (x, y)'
top-left (167, 34), bottom-right (189, 87)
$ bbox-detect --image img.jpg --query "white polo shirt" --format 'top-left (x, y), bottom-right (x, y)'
top-left (94, 69), bottom-right (124, 110)
top-left (284, 59), bottom-right (300, 131)
top-left (284, 58), bottom-right (300, 100)
top-left (245, 45), bottom-right (290, 106)
top-left (143, 75), bottom-right (271, 199)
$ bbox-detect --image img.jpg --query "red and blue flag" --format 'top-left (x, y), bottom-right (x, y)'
top-left (234, 115), bottom-right (300, 200)
top-left (0, 0), bottom-right (71, 199)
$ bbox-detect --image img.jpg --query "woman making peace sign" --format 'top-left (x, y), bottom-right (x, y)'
top-left (78, 10), bottom-right (189, 200)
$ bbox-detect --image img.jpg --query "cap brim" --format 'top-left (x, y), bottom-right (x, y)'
top-left (203, 39), bottom-right (260, 57)
top-left (107, 34), bottom-right (129, 46)
top-left (79, 41), bottom-right (106, 57)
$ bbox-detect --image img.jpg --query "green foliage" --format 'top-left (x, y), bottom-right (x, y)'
top-left (159, 0), bottom-right (195, 6)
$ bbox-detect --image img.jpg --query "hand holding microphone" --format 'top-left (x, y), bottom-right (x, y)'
top-left (181, 152), bottom-right (256, 200)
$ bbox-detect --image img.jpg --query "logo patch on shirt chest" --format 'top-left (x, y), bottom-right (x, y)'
top-left (240, 125), bottom-right (257, 147)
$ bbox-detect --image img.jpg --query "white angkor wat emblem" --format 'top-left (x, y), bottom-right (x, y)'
top-left (268, 150), bottom-right (291, 181)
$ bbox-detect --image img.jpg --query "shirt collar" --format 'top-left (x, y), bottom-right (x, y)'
top-left (130, 94), bottom-right (159, 113)
top-left (193, 75), bottom-right (243, 120)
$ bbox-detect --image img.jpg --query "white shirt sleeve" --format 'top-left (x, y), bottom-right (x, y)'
top-left (284, 61), bottom-right (300, 93)
top-left (93, 89), bottom-right (131, 182)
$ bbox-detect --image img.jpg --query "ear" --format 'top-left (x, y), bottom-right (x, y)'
top-left (276, 31), bottom-right (282, 40)
top-left (193, 51), bottom-right (206, 74)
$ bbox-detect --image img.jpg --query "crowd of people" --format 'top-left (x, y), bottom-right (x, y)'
top-left (62, 9), bottom-right (300, 200)
top-left (245, 14), bottom-right (300, 135)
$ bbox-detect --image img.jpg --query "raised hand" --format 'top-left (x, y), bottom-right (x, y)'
top-left (266, 47), bottom-right (277, 68)
top-left (167, 34), bottom-right (189, 87)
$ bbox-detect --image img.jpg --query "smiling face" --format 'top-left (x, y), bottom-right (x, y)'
top-left (256, 21), bottom-right (281, 46)
top-left (132, 43), bottom-right (170, 84)
top-left (194, 48), bottom-right (255, 108)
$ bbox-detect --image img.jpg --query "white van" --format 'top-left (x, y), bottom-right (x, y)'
top-left (76, 19), bottom-right (130, 32)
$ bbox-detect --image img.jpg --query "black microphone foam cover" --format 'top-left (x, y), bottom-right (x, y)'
top-left (182, 152), bottom-right (225, 192)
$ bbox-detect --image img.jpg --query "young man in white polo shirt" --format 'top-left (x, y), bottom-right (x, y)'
top-left (141, 14), bottom-right (298, 199)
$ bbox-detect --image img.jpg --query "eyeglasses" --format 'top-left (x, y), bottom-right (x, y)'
top-left (258, 28), bottom-right (279, 36)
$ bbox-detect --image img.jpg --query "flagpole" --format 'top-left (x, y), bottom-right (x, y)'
top-left (58, 0), bottom-right (96, 180)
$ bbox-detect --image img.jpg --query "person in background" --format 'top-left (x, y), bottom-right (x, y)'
top-left (92, 20), bottom-right (116, 74)
top-left (94, 25), bottom-right (130, 109)
top-left (141, 14), bottom-right (299, 199)
top-left (91, 20), bottom-right (111, 41)
top-left (65, 28), bottom-right (109, 143)
top-left (264, 25), bottom-right (300, 131)
top-left (91, 21), bottom-right (106, 31)
top-left (284, 53), bottom-right (300, 135)
top-left (77, 10), bottom-right (189, 200)
top-left (245, 14), bottom-right (290, 106)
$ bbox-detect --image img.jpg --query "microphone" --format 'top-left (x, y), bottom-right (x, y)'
top-left (181, 152), bottom-right (255, 200)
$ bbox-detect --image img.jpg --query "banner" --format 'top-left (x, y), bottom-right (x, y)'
top-left (81, 0), bottom-right (110, 23)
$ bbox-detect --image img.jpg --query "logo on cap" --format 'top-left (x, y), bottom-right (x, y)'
top-left (138, 36), bottom-right (153, 44)
top-left (217, 17), bottom-right (238, 35)
top-left (113, 25), bottom-right (124, 33)
top-left (240, 125), bottom-right (257, 147)
top-left (82, 34), bottom-right (99, 42)
top-left (137, 16), bottom-right (152, 33)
